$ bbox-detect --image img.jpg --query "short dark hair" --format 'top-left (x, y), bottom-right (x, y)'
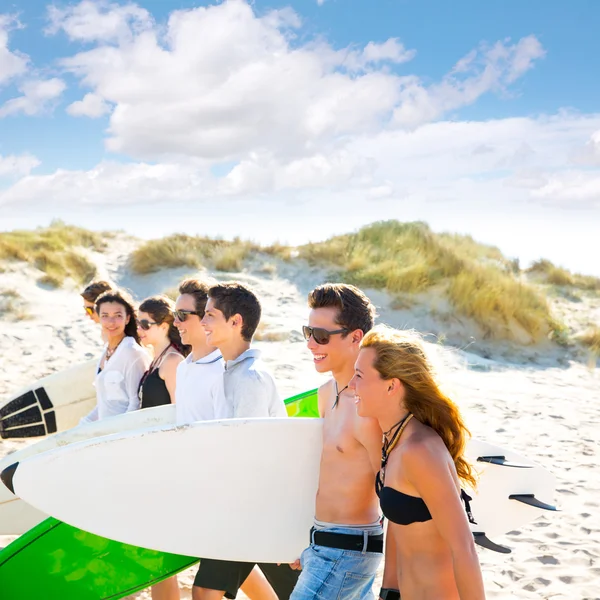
top-left (308, 283), bottom-right (376, 335)
top-left (95, 289), bottom-right (140, 343)
top-left (208, 282), bottom-right (261, 342)
top-left (81, 280), bottom-right (112, 303)
top-left (178, 279), bottom-right (210, 316)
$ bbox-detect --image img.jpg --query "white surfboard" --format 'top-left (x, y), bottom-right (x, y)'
top-left (465, 440), bottom-right (557, 553)
top-left (2, 419), bottom-right (556, 561)
top-left (0, 359), bottom-right (98, 439)
top-left (0, 404), bottom-right (175, 535)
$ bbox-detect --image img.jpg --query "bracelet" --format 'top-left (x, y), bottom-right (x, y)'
top-left (379, 588), bottom-right (401, 600)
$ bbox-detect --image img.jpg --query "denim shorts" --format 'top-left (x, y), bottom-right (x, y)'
top-left (290, 526), bottom-right (383, 600)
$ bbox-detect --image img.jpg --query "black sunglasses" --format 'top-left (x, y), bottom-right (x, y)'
top-left (302, 325), bottom-right (348, 345)
top-left (137, 319), bottom-right (159, 331)
top-left (172, 309), bottom-right (202, 322)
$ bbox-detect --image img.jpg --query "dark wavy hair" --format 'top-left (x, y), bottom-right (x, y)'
top-left (138, 295), bottom-right (190, 357)
top-left (95, 289), bottom-right (140, 344)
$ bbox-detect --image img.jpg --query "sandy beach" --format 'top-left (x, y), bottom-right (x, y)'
top-left (1, 236), bottom-right (598, 600)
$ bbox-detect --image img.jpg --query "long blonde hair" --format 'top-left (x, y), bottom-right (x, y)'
top-left (361, 325), bottom-right (476, 488)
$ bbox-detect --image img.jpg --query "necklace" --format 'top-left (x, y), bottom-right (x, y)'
top-left (105, 337), bottom-right (125, 361)
top-left (376, 412), bottom-right (414, 493)
top-left (332, 380), bottom-right (350, 409)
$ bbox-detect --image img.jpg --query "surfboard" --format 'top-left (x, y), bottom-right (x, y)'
top-left (0, 404), bottom-right (176, 535)
top-left (0, 389), bottom-right (319, 600)
top-left (3, 421), bottom-right (557, 563)
top-left (0, 359), bottom-right (97, 439)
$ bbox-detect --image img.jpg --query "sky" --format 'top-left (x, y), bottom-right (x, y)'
top-left (0, 0), bottom-right (598, 274)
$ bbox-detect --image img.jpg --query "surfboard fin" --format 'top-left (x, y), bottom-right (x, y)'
top-left (477, 455), bottom-right (533, 468)
top-left (0, 462), bottom-right (18, 494)
top-left (509, 494), bottom-right (558, 511)
top-left (473, 533), bottom-right (511, 554)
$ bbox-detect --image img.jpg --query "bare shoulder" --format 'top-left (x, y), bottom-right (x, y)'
top-left (159, 353), bottom-right (184, 375)
top-left (317, 380), bottom-right (334, 417)
top-left (401, 425), bottom-right (449, 474)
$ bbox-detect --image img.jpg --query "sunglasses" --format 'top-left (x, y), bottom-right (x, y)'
top-left (172, 309), bottom-right (202, 322)
top-left (137, 319), bottom-right (159, 331)
top-left (84, 306), bottom-right (95, 316)
top-left (302, 325), bottom-right (348, 345)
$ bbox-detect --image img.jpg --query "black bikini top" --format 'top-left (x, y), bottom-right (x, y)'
top-left (376, 413), bottom-right (476, 527)
top-left (377, 484), bottom-right (432, 525)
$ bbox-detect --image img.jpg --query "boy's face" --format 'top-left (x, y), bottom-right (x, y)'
top-left (306, 306), bottom-right (360, 374)
top-left (174, 293), bottom-right (205, 347)
top-left (201, 297), bottom-right (239, 347)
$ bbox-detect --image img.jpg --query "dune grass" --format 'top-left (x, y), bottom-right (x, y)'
top-left (579, 327), bottom-right (600, 355)
top-left (0, 289), bottom-right (31, 320)
top-left (0, 221), bottom-right (102, 287)
top-left (130, 234), bottom-right (259, 275)
top-left (298, 221), bottom-right (558, 342)
top-left (527, 259), bottom-right (600, 291)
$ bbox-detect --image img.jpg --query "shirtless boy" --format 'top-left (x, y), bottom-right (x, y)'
top-left (290, 283), bottom-right (385, 600)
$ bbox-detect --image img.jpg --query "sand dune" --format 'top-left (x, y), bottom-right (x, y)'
top-left (0, 236), bottom-right (598, 599)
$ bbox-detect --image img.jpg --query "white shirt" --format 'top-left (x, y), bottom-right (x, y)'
top-left (221, 348), bottom-right (287, 419)
top-left (175, 349), bottom-right (225, 425)
top-left (81, 337), bottom-right (151, 424)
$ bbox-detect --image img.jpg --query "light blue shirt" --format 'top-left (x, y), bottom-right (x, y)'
top-left (221, 348), bottom-right (287, 418)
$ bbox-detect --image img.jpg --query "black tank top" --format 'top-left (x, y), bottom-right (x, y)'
top-left (138, 347), bottom-right (181, 409)
top-left (139, 368), bottom-right (171, 409)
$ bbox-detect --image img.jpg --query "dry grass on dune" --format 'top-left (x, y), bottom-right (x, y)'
top-left (0, 221), bottom-right (102, 288)
top-left (298, 221), bottom-right (560, 343)
top-left (527, 259), bottom-right (600, 291)
top-left (579, 327), bottom-right (600, 355)
top-left (0, 289), bottom-right (31, 321)
top-left (130, 235), bottom-right (260, 275)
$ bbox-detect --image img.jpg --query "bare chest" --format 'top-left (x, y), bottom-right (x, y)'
top-left (322, 400), bottom-right (361, 457)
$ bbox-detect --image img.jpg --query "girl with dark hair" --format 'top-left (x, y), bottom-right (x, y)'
top-left (137, 295), bottom-right (188, 410)
top-left (80, 290), bottom-right (150, 424)
top-left (136, 296), bottom-right (187, 600)
top-left (350, 325), bottom-right (485, 600)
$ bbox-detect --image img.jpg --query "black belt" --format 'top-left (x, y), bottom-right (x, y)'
top-left (310, 527), bottom-right (384, 553)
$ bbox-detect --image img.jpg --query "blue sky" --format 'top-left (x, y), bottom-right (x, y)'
top-left (1, 0), bottom-right (599, 274)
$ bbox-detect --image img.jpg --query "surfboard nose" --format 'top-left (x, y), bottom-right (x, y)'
top-left (0, 462), bottom-right (19, 494)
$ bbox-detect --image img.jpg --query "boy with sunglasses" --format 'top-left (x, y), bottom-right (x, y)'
top-left (192, 281), bottom-right (298, 600)
top-left (81, 280), bottom-right (113, 340)
top-left (173, 279), bottom-right (224, 425)
top-left (290, 283), bottom-right (390, 600)
top-left (173, 279), bottom-right (291, 600)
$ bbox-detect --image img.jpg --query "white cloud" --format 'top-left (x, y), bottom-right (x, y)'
top-left (2, 113), bottom-right (599, 213)
top-left (0, 153), bottom-right (40, 177)
top-left (0, 15), bottom-right (29, 86)
top-left (0, 161), bottom-right (208, 206)
top-left (572, 129), bottom-right (600, 166)
top-left (67, 92), bottom-right (110, 117)
top-left (46, 0), bottom-right (152, 44)
top-left (48, 0), bottom-right (540, 165)
top-left (362, 39), bottom-right (416, 65)
top-left (392, 35), bottom-right (546, 128)
top-left (530, 171), bottom-right (600, 208)
top-left (0, 78), bottom-right (66, 117)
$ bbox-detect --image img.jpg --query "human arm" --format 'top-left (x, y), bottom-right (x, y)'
top-left (160, 354), bottom-right (183, 403)
top-left (380, 523), bottom-right (400, 598)
top-left (404, 440), bottom-right (486, 600)
top-left (124, 354), bottom-right (150, 412)
top-left (355, 414), bottom-right (383, 476)
top-left (79, 405), bottom-right (99, 425)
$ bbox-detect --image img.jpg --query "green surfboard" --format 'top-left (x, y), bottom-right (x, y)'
top-left (0, 389), bottom-right (319, 599)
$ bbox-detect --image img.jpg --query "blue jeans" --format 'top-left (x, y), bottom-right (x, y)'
top-left (290, 527), bottom-right (383, 600)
